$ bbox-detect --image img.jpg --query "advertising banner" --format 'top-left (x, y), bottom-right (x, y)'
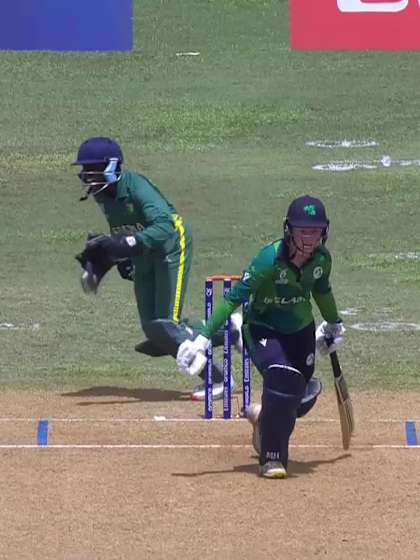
top-left (291, 0), bottom-right (420, 51)
top-left (0, 0), bottom-right (133, 52)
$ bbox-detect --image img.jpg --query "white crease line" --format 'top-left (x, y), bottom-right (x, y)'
top-left (0, 417), bottom-right (246, 423)
top-left (0, 444), bottom-right (417, 450)
top-left (0, 417), bottom-right (417, 423)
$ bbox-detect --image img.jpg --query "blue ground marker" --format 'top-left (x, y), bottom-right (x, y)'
top-left (37, 420), bottom-right (49, 447)
top-left (405, 421), bottom-right (418, 447)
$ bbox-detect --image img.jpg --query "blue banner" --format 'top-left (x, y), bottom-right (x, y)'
top-left (0, 0), bottom-right (133, 52)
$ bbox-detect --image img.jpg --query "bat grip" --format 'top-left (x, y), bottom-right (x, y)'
top-left (324, 334), bottom-right (334, 348)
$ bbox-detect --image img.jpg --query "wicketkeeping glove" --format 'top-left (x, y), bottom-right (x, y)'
top-left (117, 259), bottom-right (135, 281)
top-left (315, 320), bottom-right (345, 356)
top-left (75, 233), bottom-right (115, 294)
top-left (85, 233), bottom-right (142, 261)
top-left (176, 335), bottom-right (210, 376)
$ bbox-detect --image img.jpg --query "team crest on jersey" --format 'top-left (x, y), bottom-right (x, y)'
top-left (275, 270), bottom-right (288, 285)
top-left (126, 203), bottom-right (135, 214)
top-left (306, 352), bottom-right (315, 366)
top-left (313, 266), bottom-right (323, 279)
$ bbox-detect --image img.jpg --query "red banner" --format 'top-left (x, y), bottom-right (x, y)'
top-left (291, 0), bottom-right (420, 51)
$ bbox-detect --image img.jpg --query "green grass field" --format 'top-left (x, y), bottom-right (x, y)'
top-left (2, 0), bottom-right (420, 393)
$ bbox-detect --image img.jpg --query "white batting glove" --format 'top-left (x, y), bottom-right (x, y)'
top-left (315, 321), bottom-right (345, 355)
top-left (176, 335), bottom-right (210, 377)
top-left (230, 311), bottom-right (243, 353)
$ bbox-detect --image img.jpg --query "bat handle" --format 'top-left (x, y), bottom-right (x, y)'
top-left (324, 334), bottom-right (334, 348)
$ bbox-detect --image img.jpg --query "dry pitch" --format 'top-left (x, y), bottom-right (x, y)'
top-left (0, 389), bottom-right (419, 559)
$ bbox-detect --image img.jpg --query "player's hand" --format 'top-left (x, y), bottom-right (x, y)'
top-left (86, 234), bottom-right (142, 261)
top-left (176, 335), bottom-right (210, 376)
top-left (75, 233), bottom-right (115, 294)
top-left (79, 261), bottom-right (99, 294)
top-left (117, 259), bottom-right (135, 281)
top-left (315, 320), bottom-right (345, 355)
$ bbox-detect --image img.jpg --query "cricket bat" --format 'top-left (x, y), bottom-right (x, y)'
top-left (328, 346), bottom-right (355, 450)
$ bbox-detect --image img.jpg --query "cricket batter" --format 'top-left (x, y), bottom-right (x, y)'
top-left (73, 137), bottom-right (241, 400)
top-left (177, 195), bottom-right (345, 478)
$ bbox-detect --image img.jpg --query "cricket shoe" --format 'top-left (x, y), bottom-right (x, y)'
top-left (230, 311), bottom-right (243, 353)
top-left (246, 402), bottom-right (262, 455)
top-left (191, 378), bottom-right (235, 401)
top-left (259, 461), bottom-right (287, 479)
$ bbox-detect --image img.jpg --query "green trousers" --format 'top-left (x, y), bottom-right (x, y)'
top-left (133, 217), bottom-right (193, 328)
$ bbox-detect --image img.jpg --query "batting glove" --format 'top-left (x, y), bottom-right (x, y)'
top-left (315, 320), bottom-right (345, 356)
top-left (176, 335), bottom-right (210, 377)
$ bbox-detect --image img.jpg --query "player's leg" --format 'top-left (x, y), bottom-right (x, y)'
top-left (297, 377), bottom-right (322, 418)
top-left (140, 317), bottom-right (232, 401)
top-left (134, 220), bottom-right (192, 356)
top-left (142, 220), bottom-right (193, 355)
top-left (137, 223), bottom-right (225, 395)
top-left (244, 324), bottom-right (307, 478)
top-left (246, 322), bottom-right (320, 452)
top-left (147, 244), bottom-right (226, 389)
top-left (283, 322), bottom-right (321, 418)
top-left (153, 218), bottom-right (193, 324)
top-left (133, 256), bottom-right (157, 329)
top-left (151, 220), bottom-right (240, 347)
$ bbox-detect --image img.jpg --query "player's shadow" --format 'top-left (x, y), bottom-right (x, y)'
top-left (61, 386), bottom-right (190, 405)
top-left (172, 454), bottom-right (351, 478)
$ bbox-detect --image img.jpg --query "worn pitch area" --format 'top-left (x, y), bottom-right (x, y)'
top-left (0, 389), bottom-right (419, 560)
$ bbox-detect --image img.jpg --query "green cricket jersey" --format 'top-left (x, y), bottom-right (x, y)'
top-left (95, 170), bottom-right (179, 254)
top-left (203, 240), bottom-right (341, 337)
top-left (94, 170), bottom-right (192, 324)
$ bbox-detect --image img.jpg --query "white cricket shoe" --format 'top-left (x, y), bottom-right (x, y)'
top-left (259, 461), bottom-right (287, 479)
top-left (230, 311), bottom-right (243, 353)
top-left (191, 378), bottom-right (236, 401)
top-left (247, 403), bottom-right (262, 454)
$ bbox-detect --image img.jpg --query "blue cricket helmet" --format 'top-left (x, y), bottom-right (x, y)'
top-left (286, 195), bottom-right (328, 229)
top-left (73, 137), bottom-right (124, 199)
top-left (284, 195), bottom-right (329, 243)
top-left (73, 137), bottom-right (124, 165)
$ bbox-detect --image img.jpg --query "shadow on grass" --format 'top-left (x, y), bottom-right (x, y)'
top-left (172, 454), bottom-right (351, 478)
top-left (61, 386), bottom-right (190, 405)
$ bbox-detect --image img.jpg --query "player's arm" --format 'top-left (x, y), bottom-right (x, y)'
top-left (176, 248), bottom-right (274, 376)
top-left (130, 178), bottom-right (176, 251)
top-left (312, 254), bottom-right (344, 354)
top-left (202, 247), bottom-right (273, 339)
top-left (312, 283), bottom-right (341, 324)
top-left (86, 179), bottom-right (177, 261)
top-left (311, 254), bottom-right (341, 323)
top-left (201, 299), bottom-right (240, 339)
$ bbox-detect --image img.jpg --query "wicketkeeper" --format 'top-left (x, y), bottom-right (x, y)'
top-left (177, 195), bottom-right (345, 478)
top-left (73, 137), bottom-right (241, 400)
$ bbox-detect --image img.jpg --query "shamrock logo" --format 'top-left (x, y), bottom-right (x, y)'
top-left (303, 204), bottom-right (316, 216)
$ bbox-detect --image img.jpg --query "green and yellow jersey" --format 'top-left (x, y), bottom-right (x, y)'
top-left (95, 170), bottom-right (180, 255)
top-left (94, 170), bottom-right (192, 324)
